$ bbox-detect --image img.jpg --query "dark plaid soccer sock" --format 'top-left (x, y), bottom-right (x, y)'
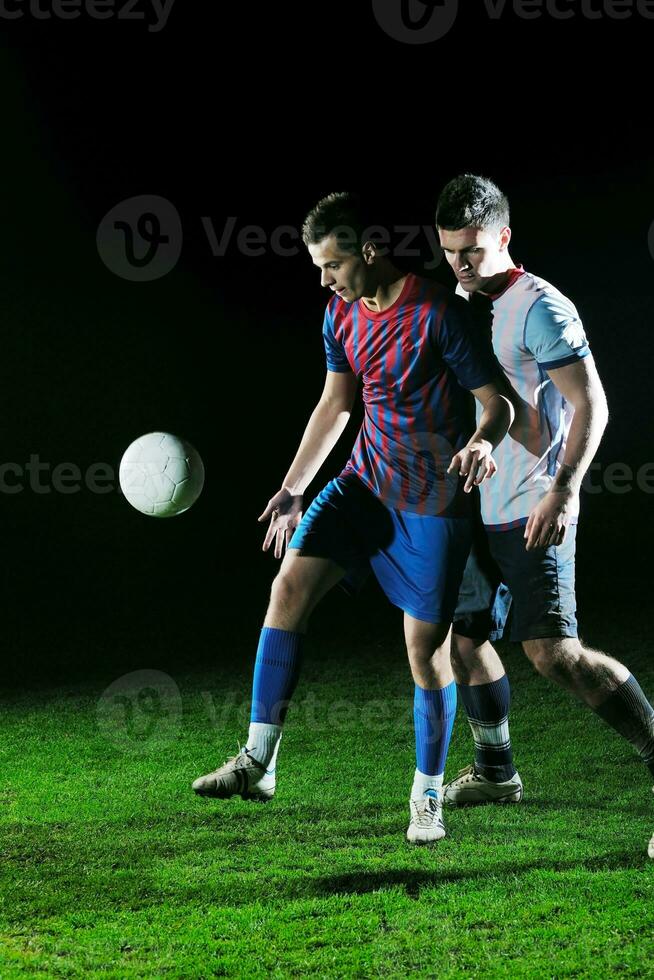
top-left (250, 627), bottom-right (304, 725)
top-left (457, 675), bottom-right (517, 782)
top-left (593, 674), bottom-right (654, 778)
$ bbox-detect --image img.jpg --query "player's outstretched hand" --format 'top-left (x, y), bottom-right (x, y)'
top-left (258, 488), bottom-right (303, 559)
top-left (447, 439), bottom-right (497, 493)
top-left (524, 487), bottom-right (577, 551)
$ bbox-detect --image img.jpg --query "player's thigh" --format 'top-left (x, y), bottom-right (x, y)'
top-left (288, 474), bottom-right (394, 598)
top-left (404, 614), bottom-right (451, 658)
top-left (270, 551), bottom-right (346, 614)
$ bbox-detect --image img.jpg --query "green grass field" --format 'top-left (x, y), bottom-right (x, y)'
top-left (2, 626), bottom-right (653, 978)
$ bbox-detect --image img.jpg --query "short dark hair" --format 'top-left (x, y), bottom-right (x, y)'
top-left (302, 192), bottom-right (368, 255)
top-left (436, 174), bottom-right (510, 232)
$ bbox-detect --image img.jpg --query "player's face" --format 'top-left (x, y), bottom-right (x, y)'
top-left (438, 226), bottom-right (511, 294)
top-left (308, 235), bottom-right (370, 302)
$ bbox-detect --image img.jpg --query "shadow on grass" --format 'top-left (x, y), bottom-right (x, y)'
top-left (308, 848), bottom-right (650, 899)
top-left (4, 804), bottom-right (651, 923)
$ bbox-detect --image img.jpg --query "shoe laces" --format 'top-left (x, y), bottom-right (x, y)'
top-left (410, 794), bottom-right (442, 828)
top-left (223, 743), bottom-right (262, 772)
top-left (454, 764), bottom-right (482, 783)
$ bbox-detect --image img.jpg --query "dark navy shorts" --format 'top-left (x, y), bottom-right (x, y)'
top-left (453, 523), bottom-right (578, 643)
top-left (289, 474), bottom-right (472, 625)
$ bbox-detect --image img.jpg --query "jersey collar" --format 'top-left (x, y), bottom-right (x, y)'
top-left (485, 265), bottom-right (525, 301)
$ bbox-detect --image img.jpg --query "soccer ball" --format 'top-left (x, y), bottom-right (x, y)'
top-left (119, 432), bottom-right (205, 517)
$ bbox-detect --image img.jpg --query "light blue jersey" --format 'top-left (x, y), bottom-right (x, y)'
top-left (458, 269), bottom-right (590, 530)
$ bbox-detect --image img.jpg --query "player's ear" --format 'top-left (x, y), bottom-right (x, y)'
top-left (361, 240), bottom-right (377, 265)
top-left (499, 226), bottom-right (512, 251)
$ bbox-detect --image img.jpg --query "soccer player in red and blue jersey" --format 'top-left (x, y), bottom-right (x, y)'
top-left (192, 193), bottom-right (513, 844)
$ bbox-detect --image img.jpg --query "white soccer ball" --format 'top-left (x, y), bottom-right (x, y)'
top-left (119, 432), bottom-right (205, 517)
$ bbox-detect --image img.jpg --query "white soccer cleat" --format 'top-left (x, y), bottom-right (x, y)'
top-left (443, 764), bottom-right (524, 807)
top-left (192, 746), bottom-right (275, 802)
top-left (407, 791), bottom-right (446, 845)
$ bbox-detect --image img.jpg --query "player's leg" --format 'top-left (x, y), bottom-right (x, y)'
top-left (490, 524), bottom-right (654, 854)
top-left (445, 634), bottom-right (523, 805)
top-left (404, 615), bottom-right (456, 843)
top-left (369, 511), bottom-right (472, 843)
top-left (492, 524), bottom-right (654, 768)
top-left (523, 635), bottom-right (654, 775)
top-left (192, 551), bottom-right (344, 800)
top-left (192, 477), bottom-right (366, 802)
top-left (443, 533), bottom-right (522, 804)
top-left (524, 636), bottom-right (654, 858)
top-left (452, 635), bottom-right (506, 687)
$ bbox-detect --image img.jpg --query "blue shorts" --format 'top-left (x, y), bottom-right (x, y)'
top-left (453, 524), bottom-right (578, 643)
top-left (289, 474), bottom-right (472, 625)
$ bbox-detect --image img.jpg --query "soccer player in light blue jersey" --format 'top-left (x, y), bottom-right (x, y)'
top-left (436, 174), bottom-right (654, 858)
top-left (193, 193), bottom-right (513, 843)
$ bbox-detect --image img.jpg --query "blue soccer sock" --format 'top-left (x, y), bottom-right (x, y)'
top-left (457, 675), bottom-right (517, 782)
top-left (593, 674), bottom-right (654, 778)
top-left (250, 627), bottom-right (304, 727)
top-left (412, 682), bottom-right (457, 797)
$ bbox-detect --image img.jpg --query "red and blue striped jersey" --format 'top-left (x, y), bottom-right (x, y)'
top-left (323, 273), bottom-right (495, 517)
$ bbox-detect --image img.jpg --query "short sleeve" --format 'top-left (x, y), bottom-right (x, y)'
top-left (434, 293), bottom-right (498, 391)
top-left (524, 293), bottom-right (590, 370)
top-left (322, 304), bottom-right (352, 373)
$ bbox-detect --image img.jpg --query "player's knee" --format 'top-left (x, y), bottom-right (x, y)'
top-left (406, 640), bottom-right (433, 668)
top-left (451, 634), bottom-right (478, 672)
top-left (451, 634), bottom-right (492, 684)
top-left (268, 569), bottom-right (310, 618)
top-left (523, 637), bottom-right (580, 679)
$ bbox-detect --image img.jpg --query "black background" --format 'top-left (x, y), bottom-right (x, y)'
top-left (1, 2), bottom-right (652, 685)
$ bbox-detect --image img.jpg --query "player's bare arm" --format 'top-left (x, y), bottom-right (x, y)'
top-left (524, 356), bottom-right (609, 550)
top-left (259, 369), bottom-right (358, 558)
top-left (448, 384), bottom-right (514, 493)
